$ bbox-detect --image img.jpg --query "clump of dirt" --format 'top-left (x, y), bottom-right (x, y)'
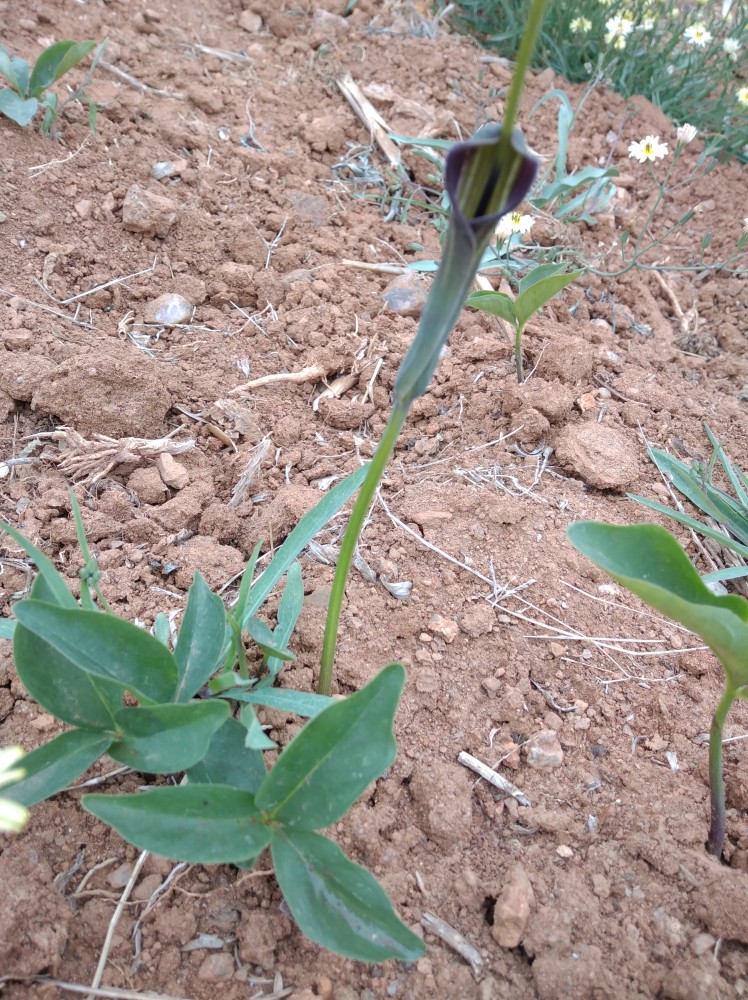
top-left (1, 1), bottom-right (746, 998)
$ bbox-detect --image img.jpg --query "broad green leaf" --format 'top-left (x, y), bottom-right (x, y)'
top-left (464, 290), bottom-right (517, 326)
top-left (28, 40), bottom-right (96, 97)
top-left (514, 269), bottom-right (583, 329)
top-left (2, 729), bottom-right (112, 807)
top-left (0, 48), bottom-right (29, 94)
top-left (0, 619), bottom-right (15, 640)
top-left (0, 519), bottom-right (77, 608)
top-left (82, 785), bottom-right (273, 863)
top-left (14, 582), bottom-right (122, 731)
top-left (225, 686), bottom-right (335, 719)
top-left (518, 261), bottom-right (566, 296)
top-left (173, 573), bottom-right (228, 702)
top-left (241, 463), bottom-right (369, 625)
top-left (239, 704), bottom-right (277, 750)
top-left (272, 829), bottom-right (424, 961)
top-left (246, 616), bottom-right (295, 663)
top-left (265, 561), bottom-right (304, 679)
top-left (108, 701), bottom-right (230, 773)
top-left (567, 522), bottom-right (748, 688)
top-left (185, 717), bottom-right (265, 792)
top-left (255, 663), bottom-right (404, 828)
top-left (13, 601), bottom-right (179, 704)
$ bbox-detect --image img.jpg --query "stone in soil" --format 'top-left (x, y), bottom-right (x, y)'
top-left (122, 183), bottom-right (179, 238)
top-left (491, 863), bottom-right (535, 948)
top-left (552, 422), bottom-right (639, 490)
top-left (524, 730), bottom-right (564, 770)
top-left (144, 293), bottom-right (194, 326)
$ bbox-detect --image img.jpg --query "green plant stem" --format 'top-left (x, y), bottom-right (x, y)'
top-left (707, 685), bottom-right (736, 858)
top-left (514, 322), bottom-right (525, 382)
top-left (498, 0), bottom-right (549, 167)
top-left (318, 405), bottom-right (408, 696)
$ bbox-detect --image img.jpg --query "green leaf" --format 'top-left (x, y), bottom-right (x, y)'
top-left (0, 519), bottom-right (77, 609)
top-left (234, 540), bottom-right (263, 626)
top-left (514, 268), bottom-right (583, 329)
top-left (173, 573), bottom-right (228, 702)
top-left (13, 601), bottom-right (179, 705)
top-left (246, 616), bottom-right (295, 663)
top-left (14, 583), bottom-right (122, 731)
top-left (239, 704), bottom-right (277, 750)
top-left (266, 562), bottom-right (304, 679)
top-left (185, 717), bottom-right (265, 792)
top-left (82, 785), bottom-right (273, 863)
top-left (0, 48), bottom-right (29, 94)
top-left (225, 686), bottom-right (335, 719)
top-left (241, 463), bottom-right (369, 625)
top-left (1, 729), bottom-right (113, 807)
top-left (255, 663), bottom-right (404, 828)
top-left (272, 829), bottom-right (424, 961)
top-left (0, 619), bottom-right (15, 640)
top-left (567, 522), bottom-right (748, 689)
top-left (108, 701), bottom-right (230, 773)
top-left (153, 612), bottom-right (171, 647)
top-left (28, 40), bottom-right (96, 97)
top-left (629, 494), bottom-right (748, 562)
top-left (464, 290), bottom-right (517, 326)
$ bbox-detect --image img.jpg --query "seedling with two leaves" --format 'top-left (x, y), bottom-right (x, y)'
top-left (568, 521), bottom-right (748, 859)
top-left (0, 39), bottom-right (104, 135)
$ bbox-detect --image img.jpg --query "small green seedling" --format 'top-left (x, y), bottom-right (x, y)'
top-left (567, 521), bottom-right (748, 859)
top-left (0, 39), bottom-right (103, 135)
top-left (466, 262), bottom-right (582, 381)
top-left (630, 424), bottom-right (748, 586)
top-left (2, 476), bottom-right (423, 961)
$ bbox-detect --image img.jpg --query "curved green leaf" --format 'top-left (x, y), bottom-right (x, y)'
top-left (226, 686), bottom-right (335, 719)
top-left (0, 48), bottom-right (29, 94)
top-left (246, 616), bottom-right (295, 663)
top-left (1, 729), bottom-right (112, 807)
top-left (272, 829), bottom-right (424, 961)
top-left (173, 572), bottom-right (228, 702)
top-left (0, 89), bottom-right (36, 126)
top-left (465, 289), bottom-right (517, 326)
top-left (13, 601), bottom-right (179, 704)
top-left (108, 701), bottom-right (230, 773)
top-left (0, 519), bottom-right (77, 609)
top-left (28, 40), bottom-right (96, 97)
top-left (266, 561), bottom-right (304, 679)
top-left (82, 785), bottom-right (272, 863)
top-left (255, 663), bottom-right (404, 828)
top-left (567, 522), bottom-right (748, 688)
top-left (514, 268), bottom-right (582, 329)
top-left (185, 717), bottom-right (265, 792)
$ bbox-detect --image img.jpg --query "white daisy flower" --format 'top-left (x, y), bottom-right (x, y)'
top-left (570, 16), bottom-right (592, 33)
top-left (676, 123), bottom-right (697, 145)
top-left (723, 38), bottom-right (741, 61)
top-left (495, 211), bottom-right (535, 242)
top-left (605, 14), bottom-right (634, 48)
top-left (738, 87), bottom-right (748, 107)
top-left (684, 23), bottom-right (712, 46)
top-left (628, 135), bottom-right (669, 163)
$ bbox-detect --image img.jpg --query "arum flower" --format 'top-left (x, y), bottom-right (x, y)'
top-left (723, 38), bottom-right (741, 61)
top-left (394, 124), bottom-right (537, 405)
top-left (628, 135), bottom-right (669, 163)
top-left (684, 23), bottom-right (712, 46)
top-left (0, 746), bottom-right (29, 834)
top-left (495, 210), bottom-right (535, 242)
top-left (570, 16), bottom-right (592, 32)
top-left (738, 87), bottom-right (748, 108)
top-left (605, 15), bottom-right (634, 48)
top-left (676, 123), bottom-right (697, 145)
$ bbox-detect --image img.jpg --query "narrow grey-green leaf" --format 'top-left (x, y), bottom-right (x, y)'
top-left (82, 785), bottom-right (272, 863)
top-left (255, 663), bottom-right (404, 828)
top-left (239, 704), bottom-right (277, 750)
top-left (0, 48), bottom-right (26, 93)
top-left (109, 701), bottom-right (230, 773)
top-left (2, 729), bottom-right (112, 807)
top-left (246, 616), bottom-right (295, 663)
top-left (13, 601), bottom-right (178, 704)
top-left (272, 829), bottom-right (424, 961)
top-left (174, 572), bottom-right (228, 702)
top-left (266, 561), bottom-right (304, 678)
top-left (185, 717), bottom-right (265, 792)
top-left (0, 619), bottom-right (15, 640)
top-left (225, 686), bottom-right (335, 719)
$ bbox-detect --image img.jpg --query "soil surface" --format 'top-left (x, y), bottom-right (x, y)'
top-left (1, 2), bottom-right (747, 999)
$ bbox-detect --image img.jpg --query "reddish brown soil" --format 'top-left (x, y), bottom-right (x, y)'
top-left (1, 2), bottom-right (747, 998)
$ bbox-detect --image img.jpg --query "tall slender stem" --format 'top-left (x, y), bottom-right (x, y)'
top-left (498, 0), bottom-right (548, 164)
top-left (706, 685), bottom-right (735, 857)
top-left (318, 405), bottom-right (408, 695)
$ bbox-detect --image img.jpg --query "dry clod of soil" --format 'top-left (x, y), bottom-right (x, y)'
top-left (0, 873), bottom-right (70, 977)
top-left (532, 944), bottom-right (606, 1000)
top-left (155, 452), bottom-right (190, 489)
top-left (410, 760), bottom-right (474, 849)
top-left (524, 730), bottom-right (564, 770)
top-left (491, 862), bottom-right (535, 948)
top-left (122, 183), bottom-right (179, 238)
top-left (660, 955), bottom-right (734, 1000)
top-left (197, 951), bottom-right (235, 981)
top-left (553, 422), bottom-right (639, 490)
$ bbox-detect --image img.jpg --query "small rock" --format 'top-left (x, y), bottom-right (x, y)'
top-left (238, 9), bottom-right (262, 31)
top-left (553, 422), bottom-right (639, 490)
top-left (128, 467), bottom-right (169, 505)
top-left (144, 293), bottom-right (193, 326)
top-left (491, 863), bottom-right (534, 948)
top-left (428, 614), bottom-right (459, 644)
top-left (188, 84), bottom-right (224, 115)
top-left (29, 713), bottom-right (56, 731)
top-left (410, 509), bottom-right (452, 528)
top-left (661, 956), bottom-right (732, 1000)
top-left (122, 184), bottom-right (179, 238)
top-left (690, 933), bottom-right (715, 956)
top-left (575, 391), bottom-right (597, 413)
top-left (107, 863), bottom-right (134, 888)
top-left (556, 845), bottom-right (573, 858)
top-left (133, 873), bottom-right (163, 902)
top-left (74, 199), bottom-right (93, 220)
top-left (381, 273), bottom-right (428, 317)
top-left (480, 676), bottom-right (501, 696)
top-left (151, 159), bottom-right (189, 180)
top-left (197, 952), bottom-right (235, 980)
top-left (548, 641), bottom-right (566, 658)
top-left (155, 453), bottom-right (190, 490)
top-left (316, 976), bottom-right (333, 1000)
top-left (496, 740), bottom-right (521, 770)
top-left (525, 731), bottom-right (564, 770)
